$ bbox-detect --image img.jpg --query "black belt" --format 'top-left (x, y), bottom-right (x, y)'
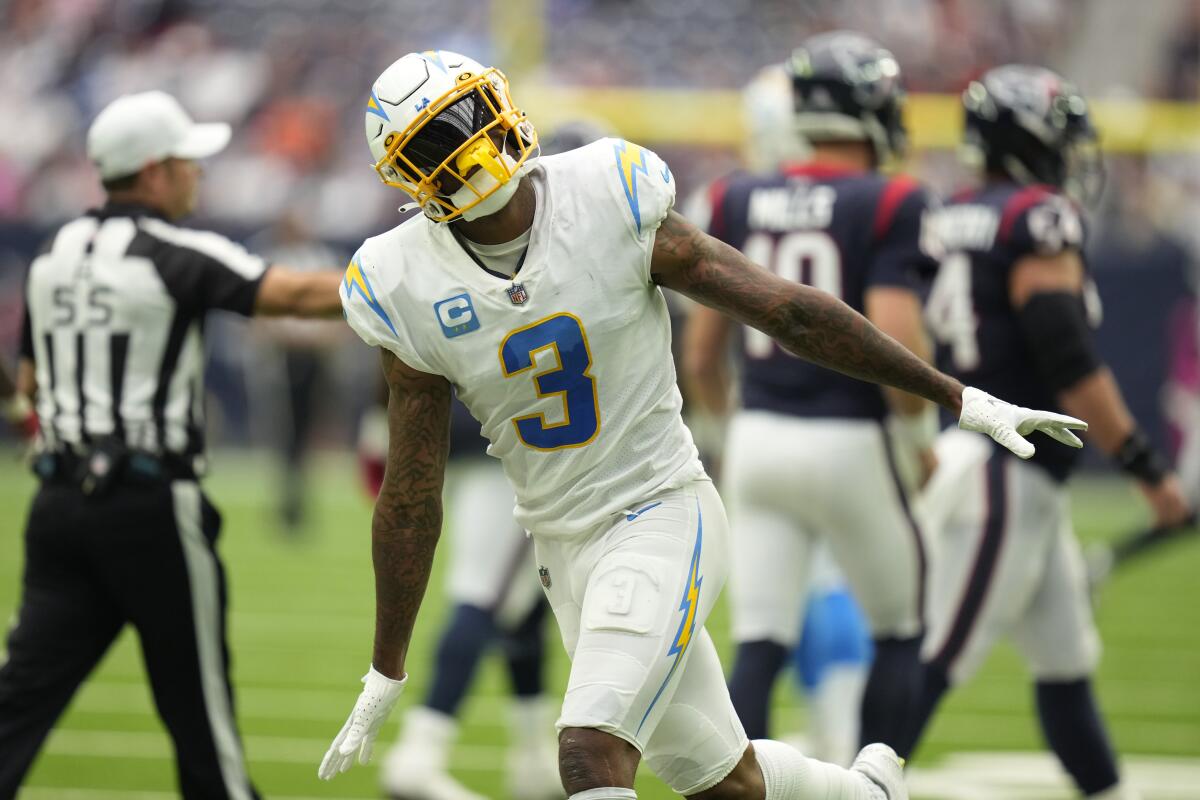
top-left (33, 442), bottom-right (197, 495)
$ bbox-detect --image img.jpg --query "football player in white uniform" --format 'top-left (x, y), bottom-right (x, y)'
top-left (319, 50), bottom-right (1087, 800)
top-left (371, 122), bottom-right (612, 800)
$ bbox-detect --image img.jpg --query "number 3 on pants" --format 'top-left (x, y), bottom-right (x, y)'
top-left (500, 312), bottom-right (600, 450)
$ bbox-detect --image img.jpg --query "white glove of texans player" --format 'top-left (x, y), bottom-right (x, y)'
top-left (318, 667), bottom-right (407, 780)
top-left (959, 386), bottom-right (1086, 459)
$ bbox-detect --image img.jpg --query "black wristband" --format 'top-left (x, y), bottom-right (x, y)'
top-left (1114, 430), bottom-right (1169, 485)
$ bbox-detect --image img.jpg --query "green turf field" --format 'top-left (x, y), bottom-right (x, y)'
top-left (1, 449), bottom-right (1198, 799)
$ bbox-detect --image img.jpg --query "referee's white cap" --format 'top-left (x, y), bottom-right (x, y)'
top-left (87, 91), bottom-right (231, 180)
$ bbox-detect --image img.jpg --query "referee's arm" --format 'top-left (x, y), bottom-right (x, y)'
top-left (254, 266), bottom-right (343, 318)
top-left (137, 219), bottom-right (343, 320)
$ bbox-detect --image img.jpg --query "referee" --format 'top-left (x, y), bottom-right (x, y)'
top-left (0, 91), bottom-right (344, 799)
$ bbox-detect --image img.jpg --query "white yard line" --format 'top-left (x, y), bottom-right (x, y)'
top-left (42, 729), bottom-right (508, 770)
top-left (68, 685), bottom-right (516, 726)
top-left (771, 706), bottom-right (1200, 744)
top-left (907, 751), bottom-right (1200, 800)
top-left (35, 733), bottom-right (1200, 799)
top-left (19, 791), bottom-right (376, 800)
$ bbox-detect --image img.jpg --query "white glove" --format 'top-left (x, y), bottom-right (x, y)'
top-left (958, 386), bottom-right (1087, 459)
top-left (318, 666), bottom-right (407, 780)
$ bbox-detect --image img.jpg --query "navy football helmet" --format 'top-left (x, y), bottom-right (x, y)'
top-left (538, 118), bottom-right (614, 157)
top-left (785, 31), bottom-right (907, 166)
top-left (963, 64), bottom-right (1103, 204)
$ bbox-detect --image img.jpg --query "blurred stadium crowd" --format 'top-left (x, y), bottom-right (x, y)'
top-left (2, 0), bottom-right (1199, 477)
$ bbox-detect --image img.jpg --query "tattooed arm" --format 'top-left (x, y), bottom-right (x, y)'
top-left (651, 210), bottom-right (965, 415)
top-left (371, 348), bottom-right (453, 679)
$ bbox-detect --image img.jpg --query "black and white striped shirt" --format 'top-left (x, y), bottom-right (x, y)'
top-left (19, 203), bottom-right (269, 461)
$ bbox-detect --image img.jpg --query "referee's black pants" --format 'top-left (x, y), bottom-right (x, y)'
top-left (0, 480), bottom-right (260, 800)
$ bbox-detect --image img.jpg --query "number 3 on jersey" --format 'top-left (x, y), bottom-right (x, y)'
top-left (500, 313), bottom-right (600, 450)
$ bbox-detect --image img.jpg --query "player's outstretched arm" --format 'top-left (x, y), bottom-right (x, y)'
top-left (652, 210), bottom-right (965, 412)
top-left (320, 349), bottom-right (452, 780)
top-left (652, 210), bottom-right (1087, 458)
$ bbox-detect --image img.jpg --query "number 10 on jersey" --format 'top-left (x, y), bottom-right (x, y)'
top-left (500, 312), bottom-right (600, 450)
top-left (742, 231), bottom-right (841, 359)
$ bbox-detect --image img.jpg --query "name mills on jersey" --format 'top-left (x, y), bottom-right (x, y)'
top-left (746, 184), bottom-right (836, 231)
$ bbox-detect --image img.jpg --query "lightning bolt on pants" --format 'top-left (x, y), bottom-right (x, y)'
top-left (533, 478), bottom-right (749, 796)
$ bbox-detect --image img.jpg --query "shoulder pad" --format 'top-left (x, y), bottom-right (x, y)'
top-left (1001, 187), bottom-right (1083, 256)
top-left (606, 138), bottom-right (676, 236)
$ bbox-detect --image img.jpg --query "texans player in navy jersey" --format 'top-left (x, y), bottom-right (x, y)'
top-left (685, 32), bottom-right (939, 755)
top-left (905, 66), bottom-right (1191, 799)
top-left (684, 63), bottom-right (874, 769)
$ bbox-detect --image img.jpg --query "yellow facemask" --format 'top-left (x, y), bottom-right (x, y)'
top-left (373, 67), bottom-right (539, 222)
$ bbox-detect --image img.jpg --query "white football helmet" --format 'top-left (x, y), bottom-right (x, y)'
top-left (364, 50), bottom-right (538, 222)
top-left (742, 63), bottom-right (809, 171)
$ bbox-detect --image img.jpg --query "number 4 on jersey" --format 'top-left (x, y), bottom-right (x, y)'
top-left (926, 253), bottom-right (980, 371)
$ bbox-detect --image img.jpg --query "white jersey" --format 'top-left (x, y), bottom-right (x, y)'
top-left (343, 138), bottom-right (704, 537)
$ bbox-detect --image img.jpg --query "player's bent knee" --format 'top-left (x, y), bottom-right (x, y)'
top-left (558, 726), bottom-right (640, 794)
top-left (687, 744), bottom-right (764, 800)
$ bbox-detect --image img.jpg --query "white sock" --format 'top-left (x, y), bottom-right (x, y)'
top-left (754, 739), bottom-right (878, 800)
top-left (511, 694), bottom-right (558, 750)
top-left (391, 706), bottom-right (456, 770)
top-left (568, 789), bottom-right (637, 800)
top-left (809, 664), bottom-right (868, 767)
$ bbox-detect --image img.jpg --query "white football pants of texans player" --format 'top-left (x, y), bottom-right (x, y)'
top-left (916, 430), bottom-right (1099, 694)
top-left (723, 413), bottom-right (927, 738)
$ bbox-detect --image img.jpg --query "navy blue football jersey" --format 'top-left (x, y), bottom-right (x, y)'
top-left (705, 164), bottom-right (937, 420)
top-left (448, 394), bottom-right (490, 460)
top-left (927, 182), bottom-right (1091, 481)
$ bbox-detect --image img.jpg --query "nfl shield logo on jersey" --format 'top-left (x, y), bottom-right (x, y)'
top-left (538, 565), bottom-right (551, 589)
top-left (506, 282), bottom-right (529, 305)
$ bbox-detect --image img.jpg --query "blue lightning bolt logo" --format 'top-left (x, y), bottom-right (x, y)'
top-left (636, 500), bottom-right (704, 734)
top-left (422, 50), bottom-right (450, 74)
top-left (613, 140), bottom-right (651, 233)
top-left (343, 253), bottom-right (397, 336)
top-left (366, 89), bottom-right (389, 122)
